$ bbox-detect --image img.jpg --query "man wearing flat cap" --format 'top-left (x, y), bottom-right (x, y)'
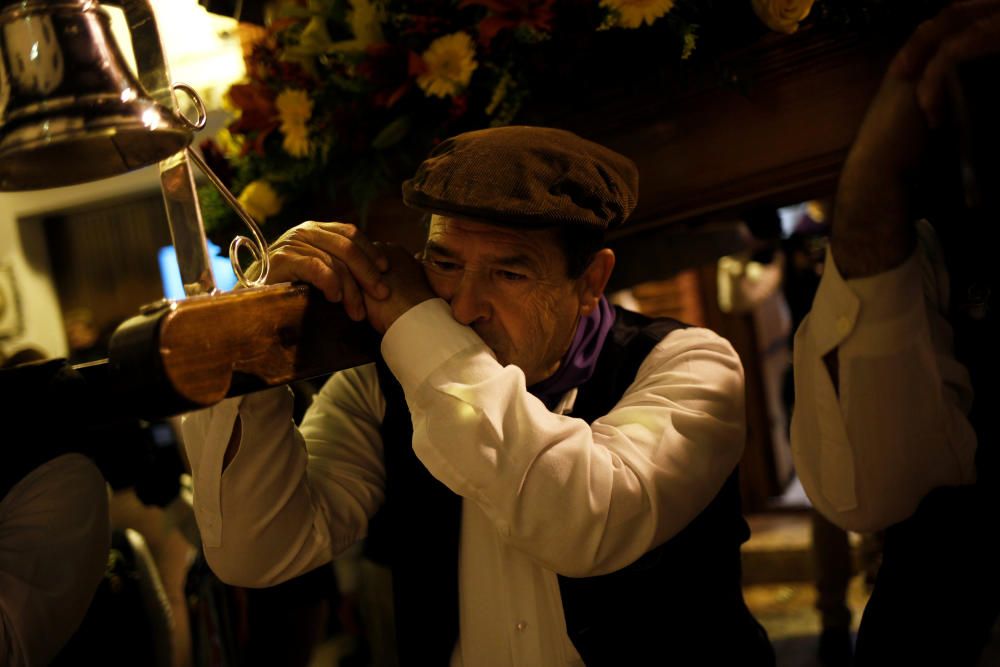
top-left (182, 126), bottom-right (773, 666)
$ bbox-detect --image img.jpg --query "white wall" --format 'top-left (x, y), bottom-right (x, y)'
top-left (0, 167), bottom-right (163, 358)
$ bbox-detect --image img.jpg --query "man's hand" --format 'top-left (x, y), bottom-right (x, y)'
top-left (363, 243), bottom-right (436, 334)
top-left (264, 221), bottom-right (390, 321)
top-left (834, 0), bottom-right (1000, 278)
top-left (891, 0), bottom-right (1000, 128)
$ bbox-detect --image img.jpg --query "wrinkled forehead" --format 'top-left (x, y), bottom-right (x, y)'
top-left (425, 215), bottom-right (565, 264)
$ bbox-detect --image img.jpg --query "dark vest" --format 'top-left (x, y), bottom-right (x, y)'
top-left (851, 212), bottom-right (1000, 666)
top-left (369, 307), bottom-right (774, 666)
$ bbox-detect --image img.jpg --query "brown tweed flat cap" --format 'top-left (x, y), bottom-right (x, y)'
top-left (402, 126), bottom-right (638, 231)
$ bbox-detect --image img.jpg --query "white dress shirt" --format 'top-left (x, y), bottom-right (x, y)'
top-left (0, 453), bottom-right (110, 666)
top-left (791, 221), bottom-right (978, 533)
top-left (181, 298), bottom-right (746, 666)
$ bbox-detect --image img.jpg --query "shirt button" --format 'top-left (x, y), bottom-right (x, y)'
top-left (515, 621), bottom-right (527, 632)
top-left (836, 315), bottom-right (851, 335)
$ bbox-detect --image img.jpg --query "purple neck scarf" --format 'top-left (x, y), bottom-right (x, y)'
top-left (529, 296), bottom-right (616, 410)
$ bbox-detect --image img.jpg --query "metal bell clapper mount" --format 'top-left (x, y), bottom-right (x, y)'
top-left (0, 0), bottom-right (268, 295)
top-left (169, 83), bottom-right (271, 291)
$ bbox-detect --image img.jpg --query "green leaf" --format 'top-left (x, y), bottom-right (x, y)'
top-left (198, 183), bottom-right (240, 245)
top-left (371, 116), bottom-right (412, 150)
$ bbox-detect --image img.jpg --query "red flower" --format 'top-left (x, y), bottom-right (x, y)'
top-left (459, 0), bottom-right (556, 46)
top-left (226, 83), bottom-right (279, 156)
top-left (399, 14), bottom-right (451, 37)
top-left (376, 82), bottom-right (412, 108)
top-left (266, 16), bottom-right (301, 35)
top-left (276, 60), bottom-right (315, 89)
top-left (359, 43), bottom-right (413, 108)
top-left (407, 50), bottom-right (428, 77)
top-left (448, 94), bottom-right (468, 121)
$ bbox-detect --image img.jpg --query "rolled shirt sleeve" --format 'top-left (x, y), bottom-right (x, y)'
top-left (791, 221), bottom-right (977, 532)
top-left (181, 366), bottom-right (387, 587)
top-left (382, 298), bottom-right (746, 577)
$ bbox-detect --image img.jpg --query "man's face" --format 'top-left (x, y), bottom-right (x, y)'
top-left (422, 215), bottom-right (596, 386)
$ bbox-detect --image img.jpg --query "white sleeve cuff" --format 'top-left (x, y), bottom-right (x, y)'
top-left (808, 246), bottom-right (923, 356)
top-left (380, 298), bottom-right (491, 391)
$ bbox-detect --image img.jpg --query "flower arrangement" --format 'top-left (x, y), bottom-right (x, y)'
top-left (198, 0), bottom-right (943, 241)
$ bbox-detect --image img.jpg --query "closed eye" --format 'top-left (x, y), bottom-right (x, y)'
top-left (497, 270), bottom-right (527, 282)
top-left (429, 259), bottom-right (462, 272)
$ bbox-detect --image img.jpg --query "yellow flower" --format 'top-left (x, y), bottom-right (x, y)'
top-left (349, 0), bottom-right (385, 48)
top-left (323, 0), bottom-right (386, 53)
top-left (281, 122), bottom-right (312, 158)
top-left (417, 32), bottom-right (478, 99)
top-left (299, 15), bottom-right (333, 52)
top-left (806, 199), bottom-right (827, 223)
top-left (275, 89), bottom-right (313, 127)
top-left (237, 180), bottom-right (282, 222)
top-left (751, 0), bottom-right (815, 34)
top-left (601, 0), bottom-right (675, 29)
top-left (215, 127), bottom-right (243, 159)
top-left (681, 30), bottom-right (697, 59)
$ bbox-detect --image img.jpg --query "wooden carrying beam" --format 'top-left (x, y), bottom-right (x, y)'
top-left (106, 283), bottom-right (377, 417)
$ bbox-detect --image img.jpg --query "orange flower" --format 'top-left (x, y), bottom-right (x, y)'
top-left (601, 0), bottom-right (675, 28)
top-left (226, 83), bottom-right (278, 155)
top-left (460, 0), bottom-right (556, 45)
top-left (416, 32), bottom-right (478, 98)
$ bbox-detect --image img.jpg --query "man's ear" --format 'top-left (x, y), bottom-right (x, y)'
top-left (578, 249), bottom-right (615, 315)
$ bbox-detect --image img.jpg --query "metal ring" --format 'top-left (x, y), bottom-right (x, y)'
top-left (171, 83), bottom-right (208, 131)
top-left (229, 235), bottom-right (267, 288)
top-left (185, 147), bottom-right (270, 289)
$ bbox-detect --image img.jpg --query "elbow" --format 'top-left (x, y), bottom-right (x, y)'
top-left (813, 506), bottom-right (890, 534)
top-left (546, 554), bottom-right (618, 579)
top-left (792, 477), bottom-right (878, 533)
top-left (547, 538), bottom-right (660, 578)
top-left (202, 548), bottom-right (275, 588)
top-left (804, 483), bottom-right (916, 534)
top-left (507, 532), bottom-right (604, 578)
top-left (203, 532), bottom-right (348, 589)
top-left (793, 443), bottom-right (932, 534)
top-left (534, 522), bottom-right (658, 579)
top-left (545, 542), bottom-right (617, 577)
top-left (847, 515), bottom-right (893, 533)
top-left (202, 541), bottom-right (304, 588)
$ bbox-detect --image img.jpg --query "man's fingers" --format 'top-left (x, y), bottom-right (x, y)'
top-left (266, 239), bottom-right (332, 283)
top-left (323, 222), bottom-right (391, 273)
top-left (263, 221), bottom-right (392, 319)
top-left (270, 241), bottom-right (346, 302)
top-left (280, 253), bottom-right (341, 303)
top-left (331, 261), bottom-right (367, 321)
top-left (300, 222), bottom-right (390, 299)
top-left (890, 0), bottom-right (1000, 79)
top-left (916, 14), bottom-right (1000, 126)
top-left (271, 249), bottom-right (367, 320)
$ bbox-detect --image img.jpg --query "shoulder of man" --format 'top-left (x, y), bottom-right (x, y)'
top-left (609, 305), bottom-right (691, 352)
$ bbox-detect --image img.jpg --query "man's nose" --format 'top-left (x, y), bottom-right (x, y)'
top-left (449, 273), bottom-right (491, 326)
